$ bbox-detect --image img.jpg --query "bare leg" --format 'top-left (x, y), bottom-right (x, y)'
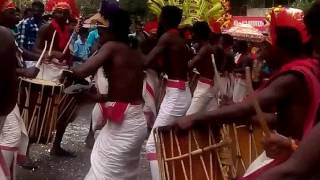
top-left (50, 117), bottom-right (76, 157)
top-left (20, 143), bottom-right (38, 170)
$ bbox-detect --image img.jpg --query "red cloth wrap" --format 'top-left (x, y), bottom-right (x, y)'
top-left (51, 19), bottom-right (70, 51)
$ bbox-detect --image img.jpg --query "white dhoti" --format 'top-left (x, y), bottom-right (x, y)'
top-left (91, 67), bottom-right (109, 132)
top-left (233, 76), bottom-right (248, 103)
top-left (186, 77), bottom-right (218, 115)
top-left (85, 102), bottom-right (147, 180)
top-left (143, 70), bottom-right (159, 128)
top-left (146, 79), bottom-right (191, 180)
top-left (0, 105), bottom-right (28, 180)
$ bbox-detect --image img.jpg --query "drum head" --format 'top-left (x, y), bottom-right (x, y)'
top-left (21, 78), bottom-right (62, 87)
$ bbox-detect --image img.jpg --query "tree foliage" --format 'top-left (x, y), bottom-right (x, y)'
top-left (119, 0), bottom-right (148, 16)
top-left (291, 0), bottom-right (315, 10)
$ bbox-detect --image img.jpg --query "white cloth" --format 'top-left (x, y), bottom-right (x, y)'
top-left (146, 81), bottom-right (191, 180)
top-left (36, 63), bottom-right (68, 83)
top-left (0, 105), bottom-right (28, 180)
top-left (91, 67), bottom-right (109, 132)
top-left (243, 151), bottom-right (274, 177)
top-left (142, 70), bottom-right (159, 128)
top-left (85, 103), bottom-right (147, 180)
top-left (233, 77), bottom-right (248, 103)
top-left (186, 81), bottom-right (218, 115)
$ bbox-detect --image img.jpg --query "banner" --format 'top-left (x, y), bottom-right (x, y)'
top-left (232, 16), bottom-right (267, 33)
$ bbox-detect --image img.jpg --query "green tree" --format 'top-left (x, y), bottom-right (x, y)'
top-left (291, 0), bottom-right (315, 10)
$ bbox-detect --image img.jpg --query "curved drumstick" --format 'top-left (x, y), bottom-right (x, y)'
top-left (245, 67), bottom-right (271, 136)
top-left (35, 41), bottom-right (48, 68)
top-left (48, 30), bottom-right (57, 56)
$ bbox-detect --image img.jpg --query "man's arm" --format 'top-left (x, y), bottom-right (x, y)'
top-left (178, 73), bottom-right (304, 129)
top-left (0, 27), bottom-right (18, 116)
top-left (144, 33), bottom-right (168, 67)
top-left (188, 46), bottom-right (206, 69)
top-left (72, 42), bottom-right (113, 78)
top-left (257, 111), bottom-right (320, 180)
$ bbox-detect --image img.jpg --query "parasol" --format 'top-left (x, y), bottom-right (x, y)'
top-left (223, 23), bottom-right (265, 42)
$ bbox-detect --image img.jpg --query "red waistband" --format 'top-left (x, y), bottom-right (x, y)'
top-left (166, 79), bottom-right (187, 90)
top-left (198, 77), bottom-right (214, 86)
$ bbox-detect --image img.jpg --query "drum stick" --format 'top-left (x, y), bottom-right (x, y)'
top-left (48, 30), bottom-right (57, 57)
top-left (211, 54), bottom-right (222, 91)
top-left (245, 67), bottom-right (271, 136)
top-left (62, 35), bottom-right (73, 54)
top-left (35, 41), bottom-right (48, 68)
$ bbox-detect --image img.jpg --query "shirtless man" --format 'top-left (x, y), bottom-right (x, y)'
top-left (177, 10), bottom-right (320, 179)
top-left (69, 9), bottom-right (147, 179)
top-left (256, 2), bottom-right (320, 179)
top-left (34, 0), bottom-right (79, 156)
top-left (144, 6), bottom-right (192, 180)
top-left (0, 1), bottom-right (32, 178)
top-left (186, 21), bottom-right (220, 114)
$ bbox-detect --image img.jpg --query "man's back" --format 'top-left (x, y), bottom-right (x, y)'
top-left (162, 31), bottom-right (188, 81)
top-left (103, 42), bottom-right (145, 103)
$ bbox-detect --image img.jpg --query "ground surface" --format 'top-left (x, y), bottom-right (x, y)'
top-left (17, 103), bottom-right (151, 180)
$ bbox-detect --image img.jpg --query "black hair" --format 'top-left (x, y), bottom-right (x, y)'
top-left (304, 1), bottom-right (320, 36)
top-left (221, 34), bottom-right (233, 48)
top-left (15, 7), bottom-right (21, 13)
top-left (276, 26), bottom-right (303, 58)
top-left (32, 1), bottom-right (44, 9)
top-left (108, 9), bottom-right (131, 44)
top-left (160, 6), bottom-right (182, 29)
top-left (237, 40), bottom-right (249, 53)
top-left (79, 27), bottom-right (88, 35)
top-left (23, 8), bottom-right (32, 16)
top-left (192, 21), bottom-right (211, 40)
top-left (209, 32), bottom-right (221, 45)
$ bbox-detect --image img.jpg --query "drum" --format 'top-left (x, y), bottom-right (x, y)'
top-left (17, 78), bottom-right (78, 144)
top-left (36, 63), bottom-right (69, 83)
top-left (221, 123), bottom-right (264, 177)
top-left (154, 125), bottom-right (234, 180)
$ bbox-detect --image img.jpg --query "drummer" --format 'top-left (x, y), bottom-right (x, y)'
top-left (177, 9), bottom-right (320, 180)
top-left (34, 0), bottom-right (80, 157)
top-left (0, 1), bottom-right (31, 179)
top-left (186, 21), bottom-right (220, 114)
top-left (257, 2), bottom-right (320, 180)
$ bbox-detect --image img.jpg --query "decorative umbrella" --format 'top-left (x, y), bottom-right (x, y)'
top-left (223, 23), bottom-right (265, 42)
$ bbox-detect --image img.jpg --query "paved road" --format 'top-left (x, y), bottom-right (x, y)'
top-left (17, 103), bottom-right (151, 180)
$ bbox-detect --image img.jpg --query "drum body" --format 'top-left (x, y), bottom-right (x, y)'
top-left (225, 124), bottom-right (264, 177)
top-left (154, 125), bottom-right (232, 180)
top-left (17, 78), bottom-right (77, 144)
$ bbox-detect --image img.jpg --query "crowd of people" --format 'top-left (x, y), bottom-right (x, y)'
top-left (0, 0), bottom-right (320, 179)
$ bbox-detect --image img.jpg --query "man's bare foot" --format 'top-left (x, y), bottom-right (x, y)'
top-left (85, 132), bottom-right (95, 149)
top-left (20, 158), bottom-right (38, 170)
top-left (50, 147), bottom-right (76, 158)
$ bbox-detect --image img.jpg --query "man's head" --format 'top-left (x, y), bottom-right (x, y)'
top-left (23, 7), bottom-right (33, 19)
top-left (265, 27), bottom-right (303, 69)
top-left (52, 7), bottom-right (70, 25)
top-left (220, 34), bottom-right (233, 50)
top-left (105, 9), bottom-right (131, 44)
top-left (236, 40), bottom-right (249, 54)
top-left (0, 0), bottom-right (19, 28)
top-left (158, 6), bottom-right (182, 36)
top-left (31, 1), bottom-right (44, 20)
top-left (79, 27), bottom-right (88, 42)
top-left (192, 21), bottom-right (211, 43)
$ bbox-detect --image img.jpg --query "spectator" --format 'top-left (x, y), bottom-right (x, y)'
top-left (17, 1), bottom-right (45, 51)
top-left (73, 27), bottom-right (89, 65)
top-left (23, 7), bottom-right (33, 20)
